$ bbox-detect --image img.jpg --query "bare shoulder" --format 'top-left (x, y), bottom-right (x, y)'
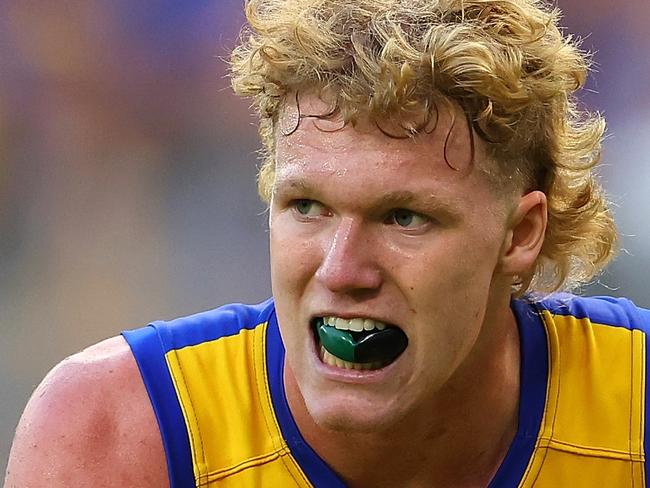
top-left (5, 336), bottom-right (168, 488)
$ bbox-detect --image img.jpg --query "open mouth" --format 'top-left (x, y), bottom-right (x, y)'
top-left (311, 316), bottom-right (408, 371)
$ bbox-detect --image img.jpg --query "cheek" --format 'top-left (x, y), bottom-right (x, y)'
top-left (269, 226), bottom-right (294, 287)
top-left (405, 228), bottom-right (502, 325)
top-left (416, 235), bottom-right (496, 286)
top-left (406, 242), bottom-right (498, 376)
top-left (269, 220), bottom-right (321, 294)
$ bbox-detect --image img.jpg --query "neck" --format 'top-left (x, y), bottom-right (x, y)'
top-left (284, 296), bottom-right (521, 488)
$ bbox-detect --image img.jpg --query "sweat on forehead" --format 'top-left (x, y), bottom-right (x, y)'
top-left (275, 90), bottom-right (484, 174)
top-left (270, 91), bottom-right (511, 219)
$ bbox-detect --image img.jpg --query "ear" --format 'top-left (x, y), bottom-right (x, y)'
top-left (498, 190), bottom-right (548, 276)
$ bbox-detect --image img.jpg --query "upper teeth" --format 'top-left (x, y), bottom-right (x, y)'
top-left (323, 316), bottom-right (387, 332)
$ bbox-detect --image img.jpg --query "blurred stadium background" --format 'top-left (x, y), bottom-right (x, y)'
top-left (1, 0), bottom-right (649, 473)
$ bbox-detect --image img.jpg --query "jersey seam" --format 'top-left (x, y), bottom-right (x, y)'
top-left (515, 306), bottom-right (549, 487)
top-left (639, 331), bottom-right (648, 486)
top-left (253, 320), bottom-right (306, 485)
top-left (169, 350), bottom-right (208, 486)
top-left (537, 437), bottom-right (645, 459)
top-left (525, 308), bottom-right (562, 487)
top-left (538, 444), bottom-right (644, 462)
top-left (253, 321), bottom-right (281, 452)
top-left (630, 322), bottom-right (636, 487)
top-left (194, 447), bottom-right (294, 483)
top-left (259, 318), bottom-right (313, 487)
top-left (539, 297), bottom-right (644, 331)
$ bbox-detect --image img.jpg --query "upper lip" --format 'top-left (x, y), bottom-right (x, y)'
top-left (310, 312), bottom-right (398, 327)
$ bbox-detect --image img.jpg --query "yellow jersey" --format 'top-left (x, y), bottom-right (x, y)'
top-left (122, 295), bottom-right (650, 487)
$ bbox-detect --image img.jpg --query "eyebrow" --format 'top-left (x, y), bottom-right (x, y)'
top-left (377, 190), bottom-right (462, 219)
top-left (273, 177), bottom-right (313, 196)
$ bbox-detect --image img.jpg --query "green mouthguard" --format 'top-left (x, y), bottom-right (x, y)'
top-left (316, 321), bottom-right (408, 364)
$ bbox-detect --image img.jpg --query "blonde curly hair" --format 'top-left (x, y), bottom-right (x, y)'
top-left (230, 0), bottom-right (617, 295)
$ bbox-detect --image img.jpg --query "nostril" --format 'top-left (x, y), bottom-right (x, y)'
top-left (315, 259), bottom-right (383, 293)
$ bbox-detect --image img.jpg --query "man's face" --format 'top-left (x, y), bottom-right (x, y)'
top-left (269, 94), bottom-right (514, 433)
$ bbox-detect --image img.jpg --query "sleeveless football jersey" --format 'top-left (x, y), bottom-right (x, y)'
top-left (122, 295), bottom-right (650, 487)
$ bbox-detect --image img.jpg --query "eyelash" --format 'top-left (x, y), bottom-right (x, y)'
top-left (291, 199), bottom-right (329, 218)
top-left (385, 209), bottom-right (430, 229)
top-left (289, 199), bottom-right (432, 230)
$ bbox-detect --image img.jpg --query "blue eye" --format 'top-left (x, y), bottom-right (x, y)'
top-left (389, 209), bottom-right (429, 228)
top-left (293, 199), bottom-right (327, 217)
top-left (295, 199), bottom-right (314, 215)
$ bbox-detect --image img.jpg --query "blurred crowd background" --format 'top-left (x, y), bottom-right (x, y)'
top-left (1, 0), bottom-right (649, 472)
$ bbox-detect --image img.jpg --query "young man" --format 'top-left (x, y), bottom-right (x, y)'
top-left (6, 0), bottom-right (650, 486)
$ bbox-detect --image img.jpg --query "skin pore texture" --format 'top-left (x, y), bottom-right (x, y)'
top-left (270, 93), bottom-right (547, 487)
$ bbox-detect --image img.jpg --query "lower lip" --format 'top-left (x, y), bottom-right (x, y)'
top-left (308, 326), bottom-right (403, 384)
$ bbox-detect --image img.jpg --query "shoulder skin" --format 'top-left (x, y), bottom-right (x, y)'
top-left (4, 336), bottom-right (168, 488)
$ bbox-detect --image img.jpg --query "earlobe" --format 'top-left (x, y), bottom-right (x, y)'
top-left (498, 191), bottom-right (548, 276)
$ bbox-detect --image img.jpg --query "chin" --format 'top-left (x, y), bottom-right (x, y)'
top-left (302, 390), bottom-right (406, 434)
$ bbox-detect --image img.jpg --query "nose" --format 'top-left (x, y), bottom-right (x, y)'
top-left (315, 218), bottom-right (383, 293)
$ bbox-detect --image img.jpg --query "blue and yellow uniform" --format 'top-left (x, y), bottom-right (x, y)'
top-left (122, 295), bottom-right (650, 487)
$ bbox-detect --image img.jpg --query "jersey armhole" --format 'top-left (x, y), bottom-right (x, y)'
top-left (122, 326), bottom-right (196, 488)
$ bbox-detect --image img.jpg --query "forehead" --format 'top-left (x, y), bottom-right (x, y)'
top-left (274, 93), bottom-right (499, 202)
